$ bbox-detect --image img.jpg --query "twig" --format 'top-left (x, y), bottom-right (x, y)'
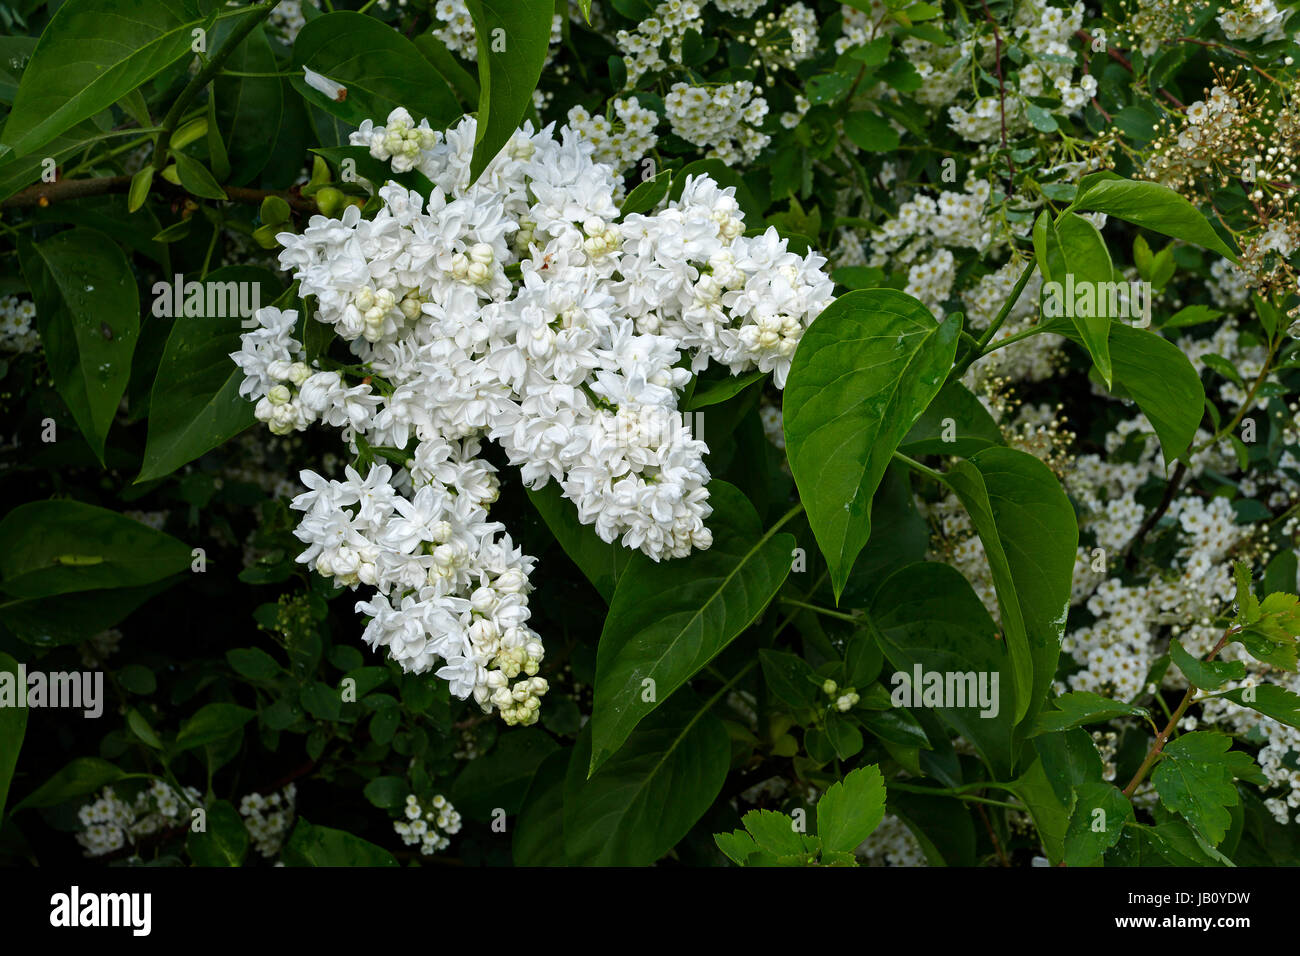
top-left (1075, 30), bottom-right (1185, 109)
top-left (1121, 625), bottom-right (1237, 797)
top-left (151, 1), bottom-right (281, 171)
top-left (1123, 461), bottom-right (1187, 571)
top-left (977, 0), bottom-right (1015, 183)
top-left (1, 174), bottom-right (317, 213)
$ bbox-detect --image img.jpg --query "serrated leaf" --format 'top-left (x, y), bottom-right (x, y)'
top-left (1033, 691), bottom-right (1151, 735)
top-left (1169, 639), bottom-right (1246, 689)
top-left (815, 764), bottom-right (886, 854)
top-left (1152, 732), bottom-right (1261, 845)
top-left (1221, 684), bottom-right (1300, 731)
top-left (1064, 782), bottom-right (1134, 866)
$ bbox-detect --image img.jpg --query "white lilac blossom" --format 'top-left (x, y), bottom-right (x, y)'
top-left (231, 113), bottom-right (834, 722)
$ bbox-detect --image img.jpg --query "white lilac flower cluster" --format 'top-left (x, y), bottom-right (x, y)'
top-left (0, 295), bottom-right (38, 352)
top-left (239, 784), bottom-right (297, 858)
top-left (292, 455), bottom-right (550, 725)
top-left (350, 107), bottom-right (439, 175)
top-left (394, 793), bottom-right (462, 854)
top-left (233, 113), bottom-right (833, 721)
top-left (665, 80), bottom-right (771, 164)
top-left (76, 781), bottom-right (200, 858)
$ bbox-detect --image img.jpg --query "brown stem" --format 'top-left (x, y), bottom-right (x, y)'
top-left (975, 800), bottom-right (1010, 866)
top-left (1123, 461), bottom-right (1187, 571)
top-left (978, 0), bottom-right (1015, 183)
top-left (1, 174), bottom-right (317, 213)
top-left (1075, 30), bottom-right (1185, 109)
top-left (1121, 626), bottom-right (1236, 797)
top-left (1174, 37), bottom-right (1279, 84)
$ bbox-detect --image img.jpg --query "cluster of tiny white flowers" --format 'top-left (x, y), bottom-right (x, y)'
top-left (856, 812), bottom-right (928, 866)
top-left (432, 0), bottom-right (568, 64)
top-left (565, 96), bottom-right (659, 175)
top-left (1217, 0), bottom-right (1291, 41)
top-left (949, 95), bottom-right (1022, 143)
top-left (664, 81), bottom-right (771, 164)
top-left (870, 176), bottom-right (999, 272)
top-left (748, 4), bottom-right (820, 73)
top-left (1167, 84), bottom-right (1241, 155)
top-left (1209, 256), bottom-right (1254, 309)
top-left (714, 0), bottom-right (766, 14)
top-left (268, 0), bottom-right (312, 42)
top-left (962, 260), bottom-right (1060, 386)
top-left (76, 781), bottom-right (200, 858)
top-left (431, 0), bottom-right (478, 59)
top-left (903, 35), bottom-right (976, 108)
top-left (903, 248), bottom-right (957, 317)
top-left (394, 793), bottom-right (462, 853)
top-left (0, 295), bottom-right (38, 352)
top-left (780, 93), bottom-right (812, 130)
top-left (234, 113), bottom-right (832, 719)
top-left (238, 784), bottom-right (297, 858)
top-left (836, 1), bottom-right (888, 54)
top-left (614, 0), bottom-right (705, 86)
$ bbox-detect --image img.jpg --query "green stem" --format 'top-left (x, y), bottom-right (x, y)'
top-left (976, 322), bottom-right (1046, 357)
top-left (888, 781), bottom-right (1023, 809)
top-left (951, 258), bottom-right (1037, 380)
top-left (1122, 625), bottom-right (1238, 797)
top-left (892, 451), bottom-right (945, 482)
top-left (778, 597), bottom-right (860, 624)
top-left (218, 69), bottom-right (301, 78)
top-left (151, 1), bottom-right (280, 172)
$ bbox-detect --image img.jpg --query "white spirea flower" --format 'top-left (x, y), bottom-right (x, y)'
top-left (75, 781), bottom-right (202, 857)
top-left (394, 793), bottom-right (462, 854)
top-left (238, 784), bottom-right (297, 858)
top-left (233, 113), bottom-right (834, 722)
